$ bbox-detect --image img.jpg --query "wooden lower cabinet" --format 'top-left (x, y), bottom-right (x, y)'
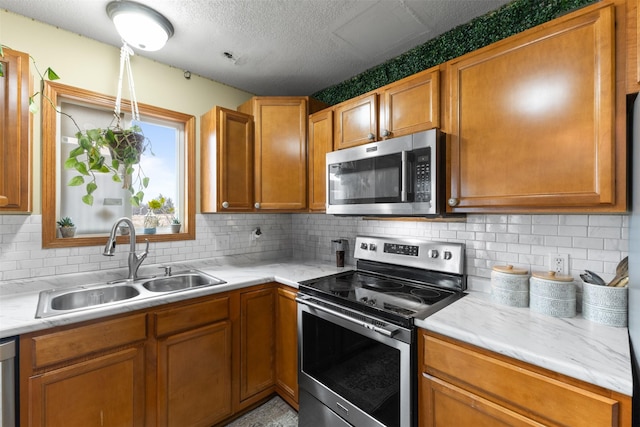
top-left (20, 314), bottom-right (148, 426)
top-left (20, 285), bottom-right (299, 426)
top-left (275, 286), bottom-right (299, 408)
top-left (154, 297), bottom-right (232, 427)
top-left (418, 331), bottom-right (632, 427)
top-left (238, 285), bottom-right (276, 405)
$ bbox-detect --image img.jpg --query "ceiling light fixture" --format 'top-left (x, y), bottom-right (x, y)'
top-left (106, 1), bottom-right (174, 51)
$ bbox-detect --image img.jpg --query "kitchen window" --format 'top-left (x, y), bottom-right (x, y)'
top-left (42, 81), bottom-right (195, 248)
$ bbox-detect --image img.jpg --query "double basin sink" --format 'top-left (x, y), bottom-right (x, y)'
top-left (36, 270), bottom-right (226, 318)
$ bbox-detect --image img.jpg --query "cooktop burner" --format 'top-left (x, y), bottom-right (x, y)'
top-left (298, 236), bottom-right (466, 327)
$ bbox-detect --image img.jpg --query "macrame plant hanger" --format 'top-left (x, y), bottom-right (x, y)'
top-left (114, 42), bottom-right (140, 127)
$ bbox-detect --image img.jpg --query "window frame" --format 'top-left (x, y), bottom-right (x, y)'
top-left (42, 81), bottom-right (196, 248)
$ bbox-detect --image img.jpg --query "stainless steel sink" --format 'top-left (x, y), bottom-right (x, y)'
top-left (142, 271), bottom-right (226, 292)
top-left (50, 285), bottom-right (140, 310)
top-left (35, 270), bottom-right (227, 318)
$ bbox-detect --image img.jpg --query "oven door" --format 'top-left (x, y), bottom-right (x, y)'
top-left (297, 295), bottom-right (414, 427)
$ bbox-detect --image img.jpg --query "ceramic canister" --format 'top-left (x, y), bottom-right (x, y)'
top-left (529, 271), bottom-right (576, 318)
top-left (582, 281), bottom-right (628, 327)
top-left (490, 265), bottom-right (530, 307)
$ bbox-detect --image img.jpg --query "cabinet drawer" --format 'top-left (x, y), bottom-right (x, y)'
top-left (422, 333), bottom-right (618, 427)
top-left (154, 296), bottom-right (230, 337)
top-left (31, 313), bottom-right (147, 368)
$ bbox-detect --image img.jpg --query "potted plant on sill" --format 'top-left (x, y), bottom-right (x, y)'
top-left (170, 217), bottom-right (182, 233)
top-left (56, 216), bottom-right (76, 238)
top-left (143, 195), bottom-right (176, 234)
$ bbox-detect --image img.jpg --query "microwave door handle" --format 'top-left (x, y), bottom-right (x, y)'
top-left (401, 151), bottom-right (408, 202)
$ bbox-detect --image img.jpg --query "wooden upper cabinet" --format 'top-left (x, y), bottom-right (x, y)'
top-left (200, 106), bottom-right (254, 213)
top-left (308, 108), bottom-right (333, 211)
top-left (333, 92), bottom-right (378, 149)
top-left (239, 97), bottom-right (326, 211)
top-left (379, 67), bottom-right (440, 139)
top-left (447, 2), bottom-right (622, 213)
top-left (333, 67), bottom-right (440, 150)
top-left (626, 0), bottom-right (640, 93)
top-left (0, 47), bottom-right (31, 212)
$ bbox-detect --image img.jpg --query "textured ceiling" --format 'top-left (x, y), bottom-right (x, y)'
top-left (0, 0), bottom-right (512, 96)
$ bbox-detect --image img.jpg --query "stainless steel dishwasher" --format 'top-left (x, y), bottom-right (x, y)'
top-left (0, 337), bottom-right (16, 427)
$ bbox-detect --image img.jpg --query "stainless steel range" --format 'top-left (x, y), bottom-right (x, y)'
top-left (297, 236), bottom-right (466, 427)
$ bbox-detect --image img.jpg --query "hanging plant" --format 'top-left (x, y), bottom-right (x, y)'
top-left (63, 43), bottom-right (152, 206)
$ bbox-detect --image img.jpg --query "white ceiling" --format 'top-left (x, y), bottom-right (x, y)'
top-left (0, 0), bottom-right (512, 96)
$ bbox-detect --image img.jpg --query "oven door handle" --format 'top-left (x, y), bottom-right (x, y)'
top-left (296, 295), bottom-right (400, 338)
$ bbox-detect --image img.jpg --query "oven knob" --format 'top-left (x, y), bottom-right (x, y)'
top-left (443, 251), bottom-right (453, 260)
top-left (360, 243), bottom-right (368, 250)
top-left (428, 249), bottom-right (439, 258)
top-left (369, 243), bottom-right (377, 251)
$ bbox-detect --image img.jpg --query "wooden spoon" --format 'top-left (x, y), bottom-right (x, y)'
top-left (608, 256), bottom-right (629, 287)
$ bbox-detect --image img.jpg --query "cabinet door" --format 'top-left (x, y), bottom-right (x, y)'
top-left (333, 92), bottom-right (378, 149)
top-left (379, 67), bottom-right (440, 139)
top-left (447, 4), bottom-right (618, 212)
top-left (157, 321), bottom-right (233, 427)
top-left (27, 347), bottom-right (145, 427)
top-left (308, 109), bottom-right (333, 211)
top-left (275, 287), bottom-right (299, 407)
top-left (239, 286), bottom-right (276, 402)
top-left (252, 97), bottom-right (308, 211)
top-left (0, 47), bottom-right (31, 211)
top-left (200, 106), bottom-right (254, 212)
top-left (420, 374), bottom-right (542, 427)
top-left (627, 0), bottom-right (640, 93)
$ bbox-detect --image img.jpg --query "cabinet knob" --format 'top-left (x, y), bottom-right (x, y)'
top-left (448, 198), bottom-right (459, 207)
top-left (254, 202), bottom-right (261, 209)
top-left (222, 201), bottom-right (230, 209)
top-left (367, 133), bottom-right (375, 141)
top-left (381, 129), bottom-right (391, 138)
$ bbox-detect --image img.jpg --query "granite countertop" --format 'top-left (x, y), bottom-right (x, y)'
top-left (0, 257), bottom-right (632, 396)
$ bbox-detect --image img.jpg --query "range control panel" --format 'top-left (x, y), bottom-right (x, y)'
top-left (355, 236), bottom-right (464, 275)
top-left (383, 243), bottom-right (419, 257)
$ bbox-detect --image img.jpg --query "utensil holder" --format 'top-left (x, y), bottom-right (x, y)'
top-left (582, 281), bottom-right (628, 327)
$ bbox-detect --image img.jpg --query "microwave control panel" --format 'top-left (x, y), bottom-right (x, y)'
top-left (414, 148), bottom-right (431, 202)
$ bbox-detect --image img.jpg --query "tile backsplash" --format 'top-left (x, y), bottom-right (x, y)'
top-left (290, 213), bottom-right (629, 292)
top-left (1, 213), bottom-right (629, 292)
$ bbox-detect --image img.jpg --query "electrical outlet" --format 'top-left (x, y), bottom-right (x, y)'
top-left (549, 253), bottom-right (569, 275)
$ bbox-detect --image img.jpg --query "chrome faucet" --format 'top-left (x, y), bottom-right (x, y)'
top-left (103, 217), bottom-right (149, 280)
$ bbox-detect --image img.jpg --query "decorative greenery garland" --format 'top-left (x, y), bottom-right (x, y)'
top-left (311, 0), bottom-right (597, 105)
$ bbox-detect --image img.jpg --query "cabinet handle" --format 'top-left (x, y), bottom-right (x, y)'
top-left (381, 129), bottom-right (391, 138)
top-left (448, 198), bottom-right (459, 207)
top-left (222, 201), bottom-right (229, 209)
top-left (254, 202), bottom-right (261, 209)
top-left (367, 133), bottom-right (375, 141)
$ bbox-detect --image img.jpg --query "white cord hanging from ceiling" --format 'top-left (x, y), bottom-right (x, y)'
top-left (114, 42), bottom-right (140, 126)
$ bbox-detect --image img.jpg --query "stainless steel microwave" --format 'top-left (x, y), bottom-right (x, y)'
top-left (326, 129), bottom-right (445, 216)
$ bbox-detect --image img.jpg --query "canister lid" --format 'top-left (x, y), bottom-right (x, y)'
top-left (492, 265), bottom-right (528, 275)
top-left (531, 271), bottom-right (574, 282)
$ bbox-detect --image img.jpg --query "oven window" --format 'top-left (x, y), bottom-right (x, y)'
top-left (328, 153), bottom-right (402, 205)
top-left (301, 312), bottom-right (400, 427)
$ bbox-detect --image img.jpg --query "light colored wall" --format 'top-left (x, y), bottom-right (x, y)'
top-left (0, 10), bottom-right (254, 214)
